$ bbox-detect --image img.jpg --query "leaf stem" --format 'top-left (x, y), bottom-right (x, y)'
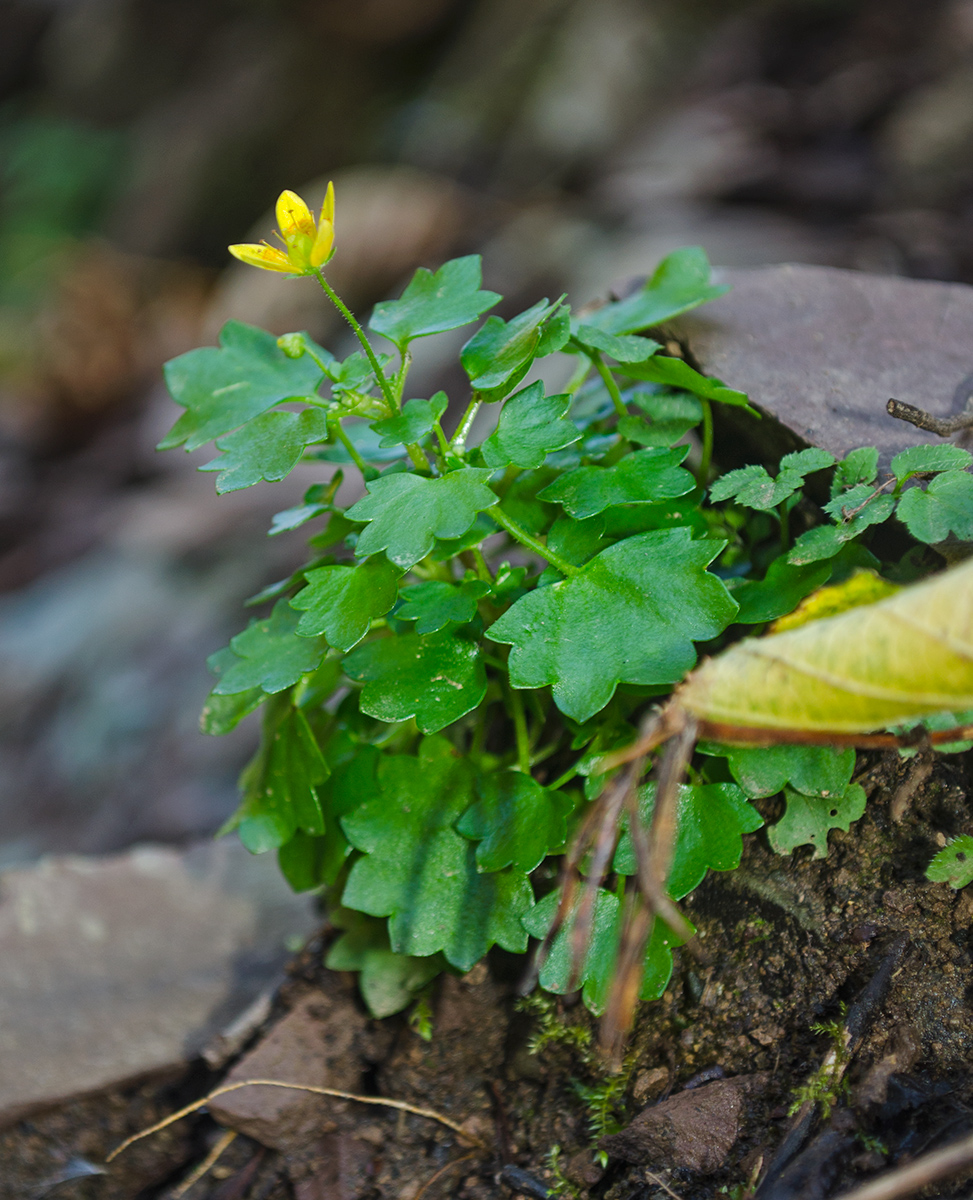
top-left (313, 269), bottom-right (399, 413)
top-left (697, 398), bottom-right (713, 487)
top-left (506, 683), bottom-right (531, 774)
top-left (328, 416), bottom-right (377, 480)
top-left (405, 442), bottom-right (431, 472)
top-left (487, 505), bottom-right (579, 576)
top-left (778, 498), bottom-right (790, 551)
top-left (395, 347), bottom-right (412, 403)
top-left (449, 395), bottom-right (482, 453)
top-left (590, 351), bottom-right (627, 418)
top-left (564, 357), bottom-right (593, 396)
top-left (471, 548), bottom-right (493, 583)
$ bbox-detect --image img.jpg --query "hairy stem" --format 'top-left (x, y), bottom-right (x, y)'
top-left (449, 396), bottom-right (482, 453)
top-left (313, 269), bottom-right (399, 413)
top-left (329, 417), bottom-right (376, 479)
top-left (591, 351), bottom-right (627, 417)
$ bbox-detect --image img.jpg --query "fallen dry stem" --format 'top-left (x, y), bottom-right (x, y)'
top-left (169, 1128), bottom-right (237, 1199)
top-left (107, 1079), bottom-right (488, 1164)
top-left (832, 1126), bottom-right (973, 1200)
top-left (413, 1152), bottom-right (477, 1200)
top-left (886, 397), bottom-right (973, 437)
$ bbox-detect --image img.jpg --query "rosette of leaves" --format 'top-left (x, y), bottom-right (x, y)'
top-left (161, 243), bottom-right (972, 1021)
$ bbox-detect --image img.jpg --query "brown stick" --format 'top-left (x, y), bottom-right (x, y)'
top-left (886, 398), bottom-right (973, 437)
top-left (831, 1127), bottom-right (973, 1200)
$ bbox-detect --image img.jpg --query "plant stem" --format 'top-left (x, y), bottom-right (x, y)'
top-left (487, 505), bottom-right (579, 576)
top-left (395, 347), bottom-right (412, 403)
top-left (328, 417), bottom-right (376, 480)
top-left (591, 351), bottom-right (627, 418)
top-left (507, 683), bottom-right (531, 774)
top-left (564, 357), bottom-right (593, 396)
top-left (778, 499), bottom-right (790, 551)
top-left (313, 269), bottom-right (399, 413)
top-left (449, 396), bottom-right (482, 453)
top-left (405, 442), bottom-right (430, 472)
top-left (471, 548), bottom-right (493, 583)
top-left (698, 398), bottom-right (713, 487)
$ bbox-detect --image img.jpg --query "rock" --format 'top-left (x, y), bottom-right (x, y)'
top-left (599, 1073), bottom-right (769, 1173)
top-left (0, 839), bottom-right (318, 1126)
top-left (671, 264), bottom-right (973, 474)
top-left (208, 984), bottom-right (381, 1153)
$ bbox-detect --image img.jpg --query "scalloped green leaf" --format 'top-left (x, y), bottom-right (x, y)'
top-left (369, 256), bottom-right (500, 347)
top-left (200, 645), bottom-right (264, 735)
top-left (200, 407), bottom-right (330, 493)
top-left (396, 579), bottom-right (490, 634)
top-left (621, 390), bottom-right (703, 447)
top-left (926, 836), bottom-right (973, 889)
top-left (461, 299), bottom-right (564, 400)
top-left (721, 744), bottom-right (855, 799)
top-left (832, 447), bottom-right (878, 496)
top-left (617, 354), bottom-right (753, 410)
top-left (580, 247), bottom-right (727, 336)
top-left (522, 888), bottom-right (691, 1014)
top-left (613, 782), bottom-right (763, 893)
top-left (480, 381), bottom-right (581, 469)
top-left (343, 629), bottom-right (487, 733)
top-left (767, 783), bottom-right (866, 859)
top-left (214, 600), bottom-right (327, 695)
top-left (371, 392), bottom-right (448, 448)
top-left (346, 468), bottom-right (497, 568)
top-left (160, 320), bottom-right (326, 451)
top-left (537, 446), bottom-right (694, 519)
top-left (711, 449), bottom-right (834, 511)
top-left (731, 555), bottom-right (832, 624)
top-left (891, 444), bottom-right (972, 484)
top-left (487, 528), bottom-right (737, 722)
top-left (325, 909), bottom-right (445, 1017)
top-left (341, 737), bottom-right (533, 968)
top-left (291, 556), bottom-right (401, 650)
top-left (896, 470), bottom-right (973, 544)
top-left (572, 325), bottom-right (660, 363)
top-left (457, 771), bottom-right (572, 873)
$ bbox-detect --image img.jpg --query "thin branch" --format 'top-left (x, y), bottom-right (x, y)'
top-left (169, 1129), bottom-right (237, 1199)
top-left (830, 1126), bottom-right (973, 1200)
top-left (886, 397), bottom-right (973, 437)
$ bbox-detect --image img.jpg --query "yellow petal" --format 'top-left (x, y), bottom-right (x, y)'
top-left (320, 181), bottom-right (335, 226)
top-left (228, 242), bottom-right (294, 272)
top-left (275, 190), bottom-right (315, 239)
top-left (309, 219), bottom-right (334, 268)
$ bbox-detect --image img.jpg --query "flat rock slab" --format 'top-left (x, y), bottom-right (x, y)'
top-left (0, 840), bottom-right (318, 1125)
top-left (672, 264), bottom-right (973, 471)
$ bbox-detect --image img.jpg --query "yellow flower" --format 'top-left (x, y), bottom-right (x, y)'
top-left (229, 183), bottom-right (335, 273)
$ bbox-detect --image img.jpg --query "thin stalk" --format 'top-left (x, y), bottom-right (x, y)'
top-left (329, 416), bottom-right (376, 479)
top-left (778, 499), bottom-right (790, 552)
top-left (487, 505), bottom-right (579, 576)
top-left (471, 548), bottom-right (493, 583)
top-left (394, 347), bottom-right (412, 403)
top-left (507, 684), bottom-right (531, 774)
top-left (449, 395), bottom-right (482, 453)
top-left (697, 398), bottom-right (713, 487)
top-left (433, 421), bottom-right (451, 461)
top-left (547, 764), bottom-right (579, 791)
top-left (564, 356), bottom-right (593, 396)
top-left (313, 269), bottom-right (399, 413)
top-left (405, 442), bottom-right (431, 472)
top-left (590, 351), bottom-right (627, 418)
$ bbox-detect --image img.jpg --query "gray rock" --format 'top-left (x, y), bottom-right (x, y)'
top-left (671, 264), bottom-right (973, 473)
top-left (0, 839), bottom-right (318, 1126)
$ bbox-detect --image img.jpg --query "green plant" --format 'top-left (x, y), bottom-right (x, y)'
top-left (163, 184), bottom-right (973, 1024)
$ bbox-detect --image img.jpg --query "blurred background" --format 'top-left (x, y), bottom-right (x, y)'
top-left (1, 0), bottom-right (971, 866)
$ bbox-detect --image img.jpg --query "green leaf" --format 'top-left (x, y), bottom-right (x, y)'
top-left (229, 704), bottom-right (330, 853)
top-left (711, 449), bottom-right (834, 511)
top-left (323, 349), bottom-right (391, 401)
top-left (371, 392), bottom-right (448, 448)
top-left (431, 512), bottom-right (499, 559)
top-left (270, 501), bottom-right (328, 535)
top-left (618, 355), bottom-right (753, 410)
top-left (344, 629), bottom-right (487, 733)
top-left (200, 645), bottom-right (264, 735)
top-left (789, 488), bottom-right (896, 565)
top-left (538, 447), bottom-right (694, 519)
top-left (200, 407), bottom-right (330, 493)
top-left (580, 247), bottom-right (727, 336)
top-left (572, 324), bottom-right (660, 363)
top-left (522, 888), bottom-right (691, 1014)
top-left (926, 836), bottom-right (973, 889)
top-left (461, 299), bottom-right (563, 400)
top-left (325, 909), bottom-right (445, 1017)
top-left (488, 528), bottom-right (737, 722)
top-left (896, 471), bottom-right (973, 543)
top-left (731, 555), bottom-right (832, 624)
top-left (341, 737), bottom-right (533, 968)
top-left (546, 514), bottom-right (609, 567)
top-left (346, 468), bottom-right (497, 568)
top-left (832, 447), bottom-right (878, 496)
top-left (291, 556), bottom-right (401, 650)
top-left (536, 303), bottom-right (571, 356)
top-left (621, 390), bottom-right (703, 447)
top-left (613, 782), bottom-right (763, 894)
top-left (891, 443), bottom-right (972, 483)
top-left (160, 321), bottom-right (326, 451)
top-left (312, 421), bottom-right (405, 465)
top-left (457, 771), bottom-right (572, 873)
top-left (722, 744), bottom-right (855, 799)
top-left (214, 600), bottom-right (327, 695)
top-left (480, 382), bottom-right (581, 469)
top-left (396, 579), bottom-right (490, 634)
top-left (369, 256), bottom-right (500, 347)
top-left (278, 829), bottom-right (331, 892)
top-left (767, 783), bottom-right (866, 859)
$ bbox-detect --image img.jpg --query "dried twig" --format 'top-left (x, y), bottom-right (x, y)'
top-left (886, 397), bottom-right (973, 437)
top-left (107, 1079), bottom-right (488, 1164)
top-left (169, 1129), bottom-right (237, 1199)
top-left (413, 1152), bottom-right (476, 1200)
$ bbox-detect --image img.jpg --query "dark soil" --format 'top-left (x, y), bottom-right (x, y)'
top-left (4, 750), bottom-right (973, 1200)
